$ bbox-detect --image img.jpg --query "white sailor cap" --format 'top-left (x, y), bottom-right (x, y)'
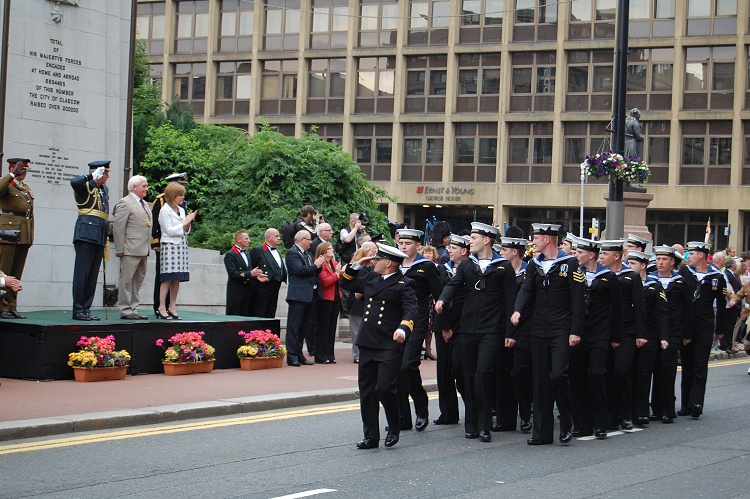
top-left (626, 233), bottom-right (650, 249)
top-left (396, 228), bottom-right (424, 242)
top-left (653, 245), bottom-right (678, 258)
top-left (532, 223), bottom-right (561, 236)
top-left (600, 239), bottom-right (626, 251)
top-left (627, 250), bottom-right (650, 263)
top-left (686, 241), bottom-right (711, 253)
top-left (448, 234), bottom-right (470, 248)
top-left (500, 237), bottom-right (528, 250)
top-left (576, 237), bottom-right (601, 252)
top-left (372, 243), bottom-right (408, 264)
top-left (471, 222), bottom-right (499, 238)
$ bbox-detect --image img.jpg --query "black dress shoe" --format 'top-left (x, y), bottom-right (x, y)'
top-left (465, 432), bottom-right (479, 439)
top-left (121, 313), bottom-right (140, 320)
top-left (677, 408), bottom-right (690, 416)
top-left (559, 431), bottom-right (573, 444)
top-left (134, 313), bottom-right (149, 320)
top-left (73, 312), bottom-right (91, 321)
top-left (662, 416), bottom-right (674, 424)
top-left (88, 314), bottom-right (101, 321)
top-left (415, 417), bottom-right (429, 432)
top-left (385, 424), bottom-right (413, 432)
top-left (520, 420), bottom-right (532, 434)
top-left (300, 359), bottom-right (314, 366)
top-left (649, 415), bottom-right (661, 422)
top-left (620, 419), bottom-right (634, 430)
top-left (287, 361), bottom-right (301, 367)
top-left (356, 438), bottom-right (379, 449)
top-left (572, 429), bottom-right (593, 438)
top-left (314, 359), bottom-right (327, 364)
top-left (594, 428), bottom-right (608, 439)
top-left (527, 437), bottom-right (553, 445)
top-left (634, 417), bottom-right (650, 427)
top-left (432, 418), bottom-right (458, 425)
top-left (9, 311), bottom-right (26, 319)
top-left (491, 424), bottom-right (516, 432)
top-left (384, 433), bottom-right (399, 448)
top-left (690, 405), bottom-right (702, 419)
top-left (0, 311), bottom-right (14, 319)
top-left (479, 431), bottom-right (492, 442)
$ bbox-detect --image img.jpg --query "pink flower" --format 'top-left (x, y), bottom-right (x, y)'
top-left (155, 339), bottom-right (164, 347)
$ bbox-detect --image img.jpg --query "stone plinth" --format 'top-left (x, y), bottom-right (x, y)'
top-left (603, 190), bottom-right (654, 243)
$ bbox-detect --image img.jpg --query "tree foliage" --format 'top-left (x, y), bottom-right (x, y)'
top-left (138, 123), bottom-right (392, 252)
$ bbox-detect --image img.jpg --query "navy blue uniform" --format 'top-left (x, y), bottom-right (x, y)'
top-left (70, 173), bottom-right (109, 316)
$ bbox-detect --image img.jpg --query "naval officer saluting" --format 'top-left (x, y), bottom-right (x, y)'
top-left (341, 243), bottom-right (418, 449)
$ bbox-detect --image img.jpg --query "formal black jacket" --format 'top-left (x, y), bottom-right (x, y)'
top-left (514, 250), bottom-right (585, 338)
top-left (506, 262), bottom-right (531, 341)
top-left (224, 246), bottom-right (253, 315)
top-left (616, 264), bottom-right (647, 339)
top-left (249, 243), bottom-right (287, 284)
top-left (70, 174), bottom-right (109, 247)
top-left (642, 276), bottom-right (669, 342)
top-left (438, 252), bottom-right (516, 337)
top-left (341, 265), bottom-right (418, 352)
top-left (434, 260), bottom-right (465, 334)
top-left (650, 270), bottom-right (693, 341)
top-left (581, 264), bottom-right (623, 344)
top-left (679, 264), bottom-right (728, 336)
top-left (285, 244), bottom-right (322, 303)
top-left (400, 255), bottom-right (444, 337)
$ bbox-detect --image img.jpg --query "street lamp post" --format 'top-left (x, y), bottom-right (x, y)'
top-left (605, 0), bottom-right (629, 239)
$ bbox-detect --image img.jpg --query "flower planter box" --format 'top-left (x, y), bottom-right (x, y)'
top-left (71, 365), bottom-right (128, 382)
top-left (162, 360), bottom-right (215, 376)
top-left (239, 356), bottom-right (284, 371)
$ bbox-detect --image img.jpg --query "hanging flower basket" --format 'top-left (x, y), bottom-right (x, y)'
top-left (581, 150), bottom-right (650, 185)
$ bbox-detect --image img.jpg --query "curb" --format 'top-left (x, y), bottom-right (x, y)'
top-left (0, 380), bottom-right (438, 442)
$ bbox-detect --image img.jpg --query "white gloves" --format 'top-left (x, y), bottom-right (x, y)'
top-left (92, 166), bottom-right (106, 180)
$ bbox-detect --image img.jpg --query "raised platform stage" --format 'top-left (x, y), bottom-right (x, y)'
top-left (0, 310), bottom-right (280, 380)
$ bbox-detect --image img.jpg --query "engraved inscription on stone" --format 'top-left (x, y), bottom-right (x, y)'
top-left (29, 147), bottom-right (79, 185)
top-left (27, 38), bottom-right (82, 115)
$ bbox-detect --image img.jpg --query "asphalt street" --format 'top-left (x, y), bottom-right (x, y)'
top-left (1, 358), bottom-right (748, 499)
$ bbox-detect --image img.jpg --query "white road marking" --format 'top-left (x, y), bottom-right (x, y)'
top-left (269, 489), bottom-right (337, 499)
top-left (577, 427), bottom-right (643, 441)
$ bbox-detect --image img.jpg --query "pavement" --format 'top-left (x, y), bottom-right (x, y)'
top-left (0, 340), bottom-right (437, 442)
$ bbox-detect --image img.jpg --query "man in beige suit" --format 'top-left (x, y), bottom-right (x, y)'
top-left (113, 175), bottom-right (151, 319)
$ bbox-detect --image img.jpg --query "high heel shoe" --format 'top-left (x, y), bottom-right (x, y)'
top-left (167, 311), bottom-right (182, 320)
top-left (156, 311), bottom-right (172, 320)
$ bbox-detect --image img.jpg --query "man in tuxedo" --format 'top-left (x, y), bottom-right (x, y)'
top-left (285, 229), bottom-right (325, 366)
top-left (248, 228), bottom-right (287, 318)
top-left (70, 161), bottom-right (110, 321)
top-left (112, 175), bottom-right (152, 320)
top-left (225, 230), bottom-right (267, 316)
top-left (341, 243), bottom-right (418, 449)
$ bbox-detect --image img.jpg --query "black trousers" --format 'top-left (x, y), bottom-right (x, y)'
top-left (510, 336), bottom-right (532, 424)
top-left (398, 335), bottom-right (429, 426)
top-left (358, 346), bottom-right (402, 441)
top-left (679, 329), bottom-right (713, 410)
top-left (314, 298), bottom-right (339, 363)
top-left (461, 333), bottom-right (502, 434)
top-left (650, 339), bottom-right (679, 418)
top-left (249, 280), bottom-right (282, 318)
top-left (531, 334), bottom-right (573, 442)
top-left (607, 334), bottom-right (636, 425)
top-left (435, 330), bottom-right (461, 423)
top-left (285, 300), bottom-right (315, 364)
top-left (152, 250), bottom-right (170, 314)
top-left (570, 340), bottom-right (609, 433)
top-left (631, 339), bottom-right (658, 419)
top-left (719, 307), bottom-right (740, 349)
top-left (72, 241), bottom-right (104, 315)
top-left (494, 342), bottom-right (517, 428)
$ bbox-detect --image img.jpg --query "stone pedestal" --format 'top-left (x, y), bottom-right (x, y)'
top-left (603, 189), bottom-right (654, 244)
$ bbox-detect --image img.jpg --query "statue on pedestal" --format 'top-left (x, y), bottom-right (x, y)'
top-left (624, 108), bottom-right (643, 160)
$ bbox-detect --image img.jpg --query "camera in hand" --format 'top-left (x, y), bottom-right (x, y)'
top-left (0, 229), bottom-right (20, 242)
top-left (359, 213), bottom-right (369, 227)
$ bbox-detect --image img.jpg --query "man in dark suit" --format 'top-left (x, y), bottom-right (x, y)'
top-left (285, 229), bottom-right (325, 366)
top-left (70, 161), bottom-right (111, 321)
top-left (341, 243), bottom-right (418, 449)
top-left (248, 228), bottom-right (287, 318)
top-left (719, 254), bottom-right (741, 353)
top-left (310, 222), bottom-right (336, 258)
top-left (225, 230), bottom-right (267, 316)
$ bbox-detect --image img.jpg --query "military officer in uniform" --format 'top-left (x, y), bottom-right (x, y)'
top-left (678, 241), bottom-right (728, 419)
top-left (432, 233), bottom-right (470, 426)
top-left (511, 223), bottom-right (585, 446)
top-left (599, 239), bottom-right (646, 431)
top-left (0, 158), bottom-right (34, 318)
top-left (436, 222), bottom-right (516, 443)
top-left (649, 245), bottom-right (692, 424)
top-left (396, 228), bottom-right (444, 432)
top-left (150, 172), bottom-right (188, 318)
top-left (570, 237), bottom-right (623, 440)
top-left (341, 243), bottom-right (418, 449)
top-left (70, 161), bottom-right (110, 321)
